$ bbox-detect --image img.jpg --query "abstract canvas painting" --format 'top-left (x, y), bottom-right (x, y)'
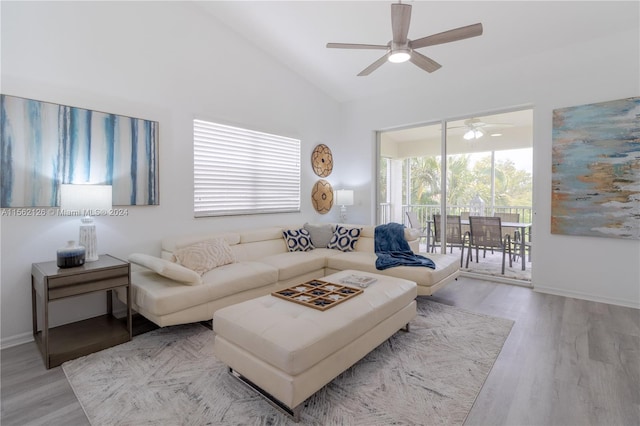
top-left (1, 94), bottom-right (159, 207)
top-left (551, 97), bottom-right (639, 239)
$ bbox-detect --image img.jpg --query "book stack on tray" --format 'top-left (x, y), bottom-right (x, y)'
top-left (339, 274), bottom-right (378, 288)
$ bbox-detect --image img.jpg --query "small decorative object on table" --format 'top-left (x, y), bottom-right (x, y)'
top-left (56, 240), bottom-right (86, 268)
top-left (272, 279), bottom-right (363, 311)
top-left (340, 274), bottom-right (377, 288)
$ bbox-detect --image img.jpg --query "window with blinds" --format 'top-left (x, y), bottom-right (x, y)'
top-left (193, 119), bottom-right (301, 217)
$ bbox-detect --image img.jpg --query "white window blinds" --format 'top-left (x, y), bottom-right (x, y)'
top-left (193, 119), bottom-right (301, 217)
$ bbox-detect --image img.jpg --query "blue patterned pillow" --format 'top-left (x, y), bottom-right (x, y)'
top-left (327, 225), bottom-right (362, 252)
top-left (282, 228), bottom-right (314, 252)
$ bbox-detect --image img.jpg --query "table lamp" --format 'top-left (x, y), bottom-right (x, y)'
top-left (335, 189), bottom-right (354, 222)
top-left (60, 184), bottom-right (112, 262)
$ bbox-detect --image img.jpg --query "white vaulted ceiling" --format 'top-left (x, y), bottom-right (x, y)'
top-left (194, 1), bottom-right (638, 103)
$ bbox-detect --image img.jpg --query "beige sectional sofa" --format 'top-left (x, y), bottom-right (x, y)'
top-left (119, 223), bottom-right (461, 327)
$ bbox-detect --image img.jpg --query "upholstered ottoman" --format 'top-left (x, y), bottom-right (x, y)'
top-left (212, 269), bottom-right (417, 421)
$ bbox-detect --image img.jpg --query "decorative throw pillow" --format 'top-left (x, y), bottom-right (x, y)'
top-left (303, 222), bottom-right (334, 248)
top-left (128, 253), bottom-right (202, 285)
top-left (173, 238), bottom-right (236, 275)
top-left (327, 225), bottom-right (362, 252)
top-left (283, 228), bottom-right (314, 252)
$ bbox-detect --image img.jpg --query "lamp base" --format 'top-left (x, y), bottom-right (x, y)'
top-left (79, 224), bottom-right (99, 262)
top-left (340, 205), bottom-right (347, 223)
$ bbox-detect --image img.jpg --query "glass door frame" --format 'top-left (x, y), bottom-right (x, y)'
top-left (376, 106), bottom-right (534, 265)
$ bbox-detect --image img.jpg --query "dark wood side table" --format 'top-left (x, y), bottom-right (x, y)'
top-left (31, 254), bottom-right (132, 369)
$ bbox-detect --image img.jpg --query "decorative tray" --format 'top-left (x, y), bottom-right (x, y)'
top-left (272, 279), bottom-right (363, 311)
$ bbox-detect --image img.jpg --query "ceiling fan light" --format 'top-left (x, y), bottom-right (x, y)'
top-left (388, 50), bottom-right (411, 63)
top-left (464, 129), bottom-right (484, 140)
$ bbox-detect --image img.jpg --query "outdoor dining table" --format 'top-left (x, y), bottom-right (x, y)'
top-left (426, 219), bottom-right (532, 271)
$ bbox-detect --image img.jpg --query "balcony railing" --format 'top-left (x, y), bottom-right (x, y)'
top-left (379, 203), bottom-right (533, 227)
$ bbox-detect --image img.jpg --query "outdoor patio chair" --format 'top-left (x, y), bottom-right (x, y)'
top-left (494, 212), bottom-right (520, 250)
top-left (513, 228), bottom-right (533, 262)
top-left (433, 214), bottom-right (467, 266)
top-left (405, 211), bottom-right (428, 249)
top-left (493, 212), bottom-right (520, 223)
top-left (466, 216), bottom-right (513, 274)
top-left (460, 211), bottom-right (471, 239)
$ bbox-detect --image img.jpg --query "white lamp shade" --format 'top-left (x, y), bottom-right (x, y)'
top-left (60, 184), bottom-right (112, 212)
top-left (336, 189), bottom-right (354, 206)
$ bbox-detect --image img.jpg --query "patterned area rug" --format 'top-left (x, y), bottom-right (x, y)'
top-left (461, 248), bottom-right (532, 282)
top-left (429, 247), bottom-right (532, 282)
top-left (62, 299), bottom-right (513, 425)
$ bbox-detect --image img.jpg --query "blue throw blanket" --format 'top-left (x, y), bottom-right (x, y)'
top-left (375, 222), bottom-right (436, 270)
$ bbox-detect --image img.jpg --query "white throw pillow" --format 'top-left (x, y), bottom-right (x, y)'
top-left (128, 253), bottom-right (202, 285)
top-left (173, 238), bottom-right (236, 275)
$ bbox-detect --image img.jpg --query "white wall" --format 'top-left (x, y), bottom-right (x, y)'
top-left (339, 25), bottom-right (640, 307)
top-left (0, 1), bottom-right (346, 346)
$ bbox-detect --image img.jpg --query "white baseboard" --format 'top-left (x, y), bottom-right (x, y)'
top-left (1, 308), bottom-right (130, 351)
top-left (534, 285), bottom-right (640, 309)
top-left (1, 331), bottom-right (34, 350)
top-left (460, 271), bottom-right (532, 288)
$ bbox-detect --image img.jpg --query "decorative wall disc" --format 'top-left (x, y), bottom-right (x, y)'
top-left (311, 144), bottom-right (333, 177)
top-left (311, 179), bottom-right (334, 214)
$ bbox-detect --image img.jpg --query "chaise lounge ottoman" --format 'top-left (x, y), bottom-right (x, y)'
top-left (212, 269), bottom-right (417, 421)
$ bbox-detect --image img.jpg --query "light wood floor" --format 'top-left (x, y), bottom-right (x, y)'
top-left (2, 277), bottom-right (638, 425)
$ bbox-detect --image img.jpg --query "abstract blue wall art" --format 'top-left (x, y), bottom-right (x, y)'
top-left (0, 95), bottom-right (159, 207)
top-left (551, 97), bottom-right (640, 239)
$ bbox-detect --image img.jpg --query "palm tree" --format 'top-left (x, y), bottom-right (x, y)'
top-left (446, 155), bottom-right (473, 206)
top-left (409, 157), bottom-right (440, 205)
top-left (404, 153), bottom-right (532, 218)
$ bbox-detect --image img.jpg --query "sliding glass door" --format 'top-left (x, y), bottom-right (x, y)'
top-left (379, 122), bottom-right (442, 252)
top-left (377, 108), bottom-right (533, 284)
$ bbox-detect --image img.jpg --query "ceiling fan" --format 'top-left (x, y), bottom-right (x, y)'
top-left (326, 1), bottom-right (483, 76)
top-left (449, 118), bottom-right (514, 140)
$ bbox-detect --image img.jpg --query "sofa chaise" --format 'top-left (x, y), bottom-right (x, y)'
top-left (117, 223), bottom-right (461, 327)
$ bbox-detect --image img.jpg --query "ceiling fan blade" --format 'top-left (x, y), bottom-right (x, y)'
top-left (410, 23), bottom-right (483, 50)
top-left (447, 122), bottom-right (514, 129)
top-left (326, 42), bottom-right (388, 50)
top-left (409, 51), bottom-right (441, 73)
top-left (358, 53), bottom-right (390, 76)
top-left (482, 123), bottom-right (515, 128)
top-left (391, 3), bottom-right (412, 44)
